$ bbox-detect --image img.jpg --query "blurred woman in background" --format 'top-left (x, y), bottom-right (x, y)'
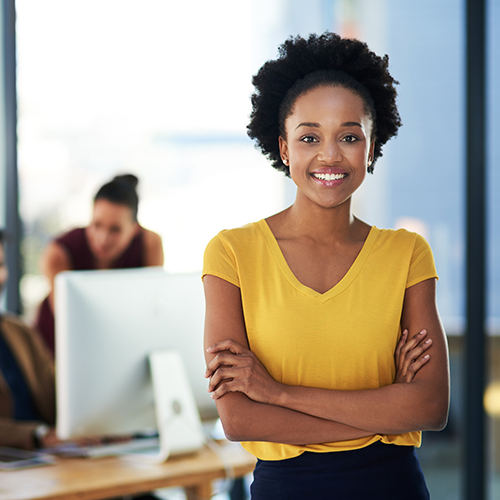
top-left (35, 174), bottom-right (164, 356)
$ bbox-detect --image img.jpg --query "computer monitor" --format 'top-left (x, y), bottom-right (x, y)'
top-left (54, 267), bottom-right (216, 439)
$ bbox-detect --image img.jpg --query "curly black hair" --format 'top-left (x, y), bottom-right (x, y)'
top-left (247, 32), bottom-right (402, 175)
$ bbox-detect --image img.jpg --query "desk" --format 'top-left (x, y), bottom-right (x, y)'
top-left (0, 441), bottom-right (256, 500)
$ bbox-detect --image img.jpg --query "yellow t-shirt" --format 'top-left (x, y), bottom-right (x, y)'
top-left (202, 219), bottom-right (438, 461)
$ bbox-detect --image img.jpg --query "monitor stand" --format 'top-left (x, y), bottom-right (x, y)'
top-left (122, 350), bottom-right (206, 464)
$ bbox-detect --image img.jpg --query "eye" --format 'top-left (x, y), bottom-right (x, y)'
top-left (342, 135), bottom-right (358, 143)
top-left (300, 135), bottom-right (319, 144)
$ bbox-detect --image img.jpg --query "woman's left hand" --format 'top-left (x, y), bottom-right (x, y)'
top-left (394, 329), bottom-right (432, 384)
top-left (205, 339), bottom-right (283, 404)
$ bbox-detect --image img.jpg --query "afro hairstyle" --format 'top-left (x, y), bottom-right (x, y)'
top-left (247, 32), bottom-right (402, 175)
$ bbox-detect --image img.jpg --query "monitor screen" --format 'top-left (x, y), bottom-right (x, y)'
top-left (54, 267), bottom-right (216, 439)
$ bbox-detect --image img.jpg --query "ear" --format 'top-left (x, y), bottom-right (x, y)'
top-left (278, 136), bottom-right (289, 166)
top-left (368, 140), bottom-right (376, 165)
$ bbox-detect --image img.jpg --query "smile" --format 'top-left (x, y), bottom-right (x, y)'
top-left (311, 173), bottom-right (347, 181)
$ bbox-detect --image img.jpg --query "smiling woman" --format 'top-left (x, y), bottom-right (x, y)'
top-left (34, 174), bottom-right (164, 356)
top-left (202, 33), bottom-right (450, 500)
top-left (280, 86), bottom-right (373, 214)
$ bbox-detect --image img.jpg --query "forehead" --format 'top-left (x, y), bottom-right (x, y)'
top-left (283, 85), bottom-right (374, 136)
top-left (291, 85), bottom-right (367, 118)
top-left (92, 199), bottom-right (133, 222)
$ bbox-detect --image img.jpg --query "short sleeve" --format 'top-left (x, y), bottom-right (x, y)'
top-left (202, 233), bottom-right (240, 287)
top-left (406, 233), bottom-right (439, 288)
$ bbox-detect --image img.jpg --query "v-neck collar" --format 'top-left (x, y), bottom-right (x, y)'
top-left (258, 219), bottom-right (379, 303)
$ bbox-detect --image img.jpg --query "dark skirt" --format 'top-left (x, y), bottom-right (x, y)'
top-left (250, 441), bottom-right (430, 500)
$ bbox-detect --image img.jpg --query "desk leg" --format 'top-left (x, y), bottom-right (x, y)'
top-left (185, 482), bottom-right (212, 500)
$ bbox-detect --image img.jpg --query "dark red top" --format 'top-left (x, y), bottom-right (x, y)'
top-left (35, 227), bottom-right (145, 356)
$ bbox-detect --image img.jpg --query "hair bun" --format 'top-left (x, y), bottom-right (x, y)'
top-left (113, 174), bottom-right (139, 189)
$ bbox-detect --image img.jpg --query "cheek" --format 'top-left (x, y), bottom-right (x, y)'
top-left (86, 227), bottom-right (99, 246)
top-left (288, 163), bottom-right (302, 185)
top-left (109, 232), bottom-right (125, 247)
top-left (114, 228), bottom-right (134, 248)
top-left (89, 224), bottom-right (105, 238)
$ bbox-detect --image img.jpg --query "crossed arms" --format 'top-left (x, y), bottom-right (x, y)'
top-left (203, 275), bottom-right (450, 445)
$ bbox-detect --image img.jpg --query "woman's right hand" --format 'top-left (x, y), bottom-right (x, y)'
top-left (394, 329), bottom-right (432, 383)
top-left (205, 339), bottom-right (283, 405)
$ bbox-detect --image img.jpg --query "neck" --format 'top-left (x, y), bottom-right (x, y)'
top-left (279, 193), bottom-right (369, 244)
top-left (93, 258), bottom-right (113, 270)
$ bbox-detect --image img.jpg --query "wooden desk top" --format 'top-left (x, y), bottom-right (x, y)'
top-left (0, 441), bottom-right (256, 500)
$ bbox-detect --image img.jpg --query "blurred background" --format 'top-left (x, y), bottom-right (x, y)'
top-left (2, 0), bottom-right (499, 498)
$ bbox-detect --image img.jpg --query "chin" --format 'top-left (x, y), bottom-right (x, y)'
top-left (93, 248), bottom-right (114, 260)
top-left (314, 198), bottom-right (350, 210)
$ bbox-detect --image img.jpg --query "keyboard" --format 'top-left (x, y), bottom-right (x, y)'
top-left (83, 437), bottom-right (160, 458)
top-left (46, 437), bottom-right (160, 458)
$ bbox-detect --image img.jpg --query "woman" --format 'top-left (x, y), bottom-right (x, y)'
top-left (203, 33), bottom-right (449, 499)
top-left (36, 174), bottom-right (164, 355)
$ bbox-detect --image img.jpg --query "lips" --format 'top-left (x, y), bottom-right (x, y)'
top-left (311, 172), bottom-right (347, 181)
top-left (310, 167), bottom-right (348, 185)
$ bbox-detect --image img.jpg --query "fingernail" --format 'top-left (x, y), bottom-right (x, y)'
top-left (210, 392), bottom-right (215, 399)
top-left (425, 339), bottom-right (432, 344)
top-left (403, 329), bottom-right (408, 335)
top-left (424, 354), bottom-right (430, 359)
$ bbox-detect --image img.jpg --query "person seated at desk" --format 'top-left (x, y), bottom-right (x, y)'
top-left (0, 231), bottom-right (162, 500)
top-left (0, 230), bottom-right (58, 450)
top-left (35, 174), bottom-right (164, 356)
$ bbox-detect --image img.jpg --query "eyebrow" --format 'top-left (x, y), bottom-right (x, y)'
top-left (341, 121), bottom-right (362, 128)
top-left (295, 122), bottom-right (320, 130)
top-left (295, 121), bottom-right (363, 130)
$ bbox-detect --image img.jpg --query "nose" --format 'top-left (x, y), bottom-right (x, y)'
top-left (95, 228), bottom-right (112, 248)
top-left (317, 139), bottom-right (341, 164)
top-left (102, 230), bottom-right (114, 247)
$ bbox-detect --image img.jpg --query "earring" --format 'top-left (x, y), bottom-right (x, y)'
top-left (282, 158), bottom-right (288, 166)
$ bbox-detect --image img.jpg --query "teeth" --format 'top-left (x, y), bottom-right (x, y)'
top-left (312, 173), bottom-right (346, 181)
